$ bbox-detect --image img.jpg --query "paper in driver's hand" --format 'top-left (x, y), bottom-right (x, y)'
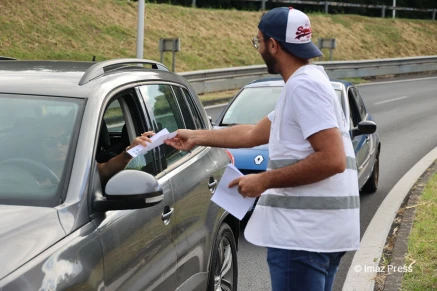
top-left (127, 128), bottom-right (177, 158)
top-left (211, 164), bottom-right (256, 220)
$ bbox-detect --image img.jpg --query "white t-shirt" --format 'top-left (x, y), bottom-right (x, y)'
top-left (244, 65), bottom-right (360, 252)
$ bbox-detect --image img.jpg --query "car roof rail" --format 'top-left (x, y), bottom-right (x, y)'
top-left (78, 58), bottom-right (169, 86)
top-left (0, 56), bottom-right (18, 60)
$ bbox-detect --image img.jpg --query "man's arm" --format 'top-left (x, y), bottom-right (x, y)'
top-left (262, 127), bottom-right (346, 188)
top-left (165, 116), bottom-right (271, 150)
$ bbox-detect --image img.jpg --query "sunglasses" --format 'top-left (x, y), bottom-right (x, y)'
top-left (252, 36), bottom-right (267, 49)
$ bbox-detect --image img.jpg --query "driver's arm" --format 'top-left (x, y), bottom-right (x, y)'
top-left (97, 132), bottom-right (154, 185)
top-left (97, 150), bottom-right (132, 186)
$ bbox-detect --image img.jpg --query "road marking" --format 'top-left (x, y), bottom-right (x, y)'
top-left (205, 103), bottom-right (228, 110)
top-left (374, 96), bottom-right (408, 105)
top-left (357, 76), bottom-right (437, 87)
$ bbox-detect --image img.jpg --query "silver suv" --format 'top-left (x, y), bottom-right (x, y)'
top-left (0, 59), bottom-right (238, 291)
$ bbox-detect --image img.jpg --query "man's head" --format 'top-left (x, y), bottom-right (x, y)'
top-left (253, 7), bottom-right (322, 74)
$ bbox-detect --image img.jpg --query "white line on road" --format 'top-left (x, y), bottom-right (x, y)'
top-left (204, 103), bottom-right (228, 110)
top-left (374, 96), bottom-right (408, 105)
top-left (357, 76), bottom-right (437, 87)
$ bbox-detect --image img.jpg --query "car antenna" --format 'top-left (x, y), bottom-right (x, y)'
top-left (92, 56), bottom-right (96, 62)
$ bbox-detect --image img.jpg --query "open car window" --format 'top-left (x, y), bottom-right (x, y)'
top-left (0, 94), bottom-right (83, 207)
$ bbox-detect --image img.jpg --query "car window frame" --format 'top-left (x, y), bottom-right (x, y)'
top-left (171, 85), bottom-right (196, 130)
top-left (92, 88), bottom-right (160, 186)
top-left (347, 86), bottom-right (363, 128)
top-left (179, 87), bottom-right (207, 130)
top-left (136, 82), bottom-right (208, 175)
top-left (351, 86), bottom-right (368, 120)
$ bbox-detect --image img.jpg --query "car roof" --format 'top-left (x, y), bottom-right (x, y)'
top-left (0, 60), bottom-right (185, 98)
top-left (245, 77), bottom-right (351, 89)
top-left (0, 61), bottom-right (95, 97)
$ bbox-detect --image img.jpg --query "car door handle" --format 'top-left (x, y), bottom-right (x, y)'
top-left (208, 179), bottom-right (218, 189)
top-left (162, 207), bottom-right (174, 222)
top-left (208, 177), bottom-right (218, 194)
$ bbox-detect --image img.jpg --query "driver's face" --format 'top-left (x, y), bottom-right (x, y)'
top-left (42, 125), bottom-right (70, 162)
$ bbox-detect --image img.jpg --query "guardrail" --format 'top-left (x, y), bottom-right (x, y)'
top-left (179, 56), bottom-right (437, 94)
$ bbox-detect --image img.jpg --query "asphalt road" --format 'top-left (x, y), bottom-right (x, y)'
top-left (205, 76), bottom-right (437, 291)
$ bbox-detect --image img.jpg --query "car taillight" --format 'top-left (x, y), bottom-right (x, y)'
top-left (224, 149), bottom-right (235, 165)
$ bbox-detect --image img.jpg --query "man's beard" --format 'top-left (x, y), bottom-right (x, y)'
top-left (261, 49), bottom-right (278, 75)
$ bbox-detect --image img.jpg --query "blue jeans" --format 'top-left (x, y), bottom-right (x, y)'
top-left (267, 248), bottom-right (346, 291)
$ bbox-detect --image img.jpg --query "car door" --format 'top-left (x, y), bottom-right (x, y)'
top-left (138, 84), bottom-right (221, 291)
top-left (348, 86), bottom-right (372, 188)
top-left (96, 90), bottom-right (178, 291)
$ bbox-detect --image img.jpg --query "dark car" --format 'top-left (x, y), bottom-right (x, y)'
top-left (215, 78), bottom-right (381, 201)
top-left (0, 59), bottom-right (239, 291)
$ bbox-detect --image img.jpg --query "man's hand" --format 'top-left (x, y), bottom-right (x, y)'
top-left (228, 174), bottom-right (268, 198)
top-left (164, 129), bottom-right (196, 151)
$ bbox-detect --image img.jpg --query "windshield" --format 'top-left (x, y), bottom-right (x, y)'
top-left (0, 94), bottom-right (83, 207)
top-left (221, 87), bottom-right (283, 125)
top-left (221, 86), bottom-right (344, 126)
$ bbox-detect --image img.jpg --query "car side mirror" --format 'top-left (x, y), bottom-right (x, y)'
top-left (93, 170), bottom-right (163, 212)
top-left (208, 115), bottom-right (215, 127)
top-left (351, 120), bottom-right (377, 138)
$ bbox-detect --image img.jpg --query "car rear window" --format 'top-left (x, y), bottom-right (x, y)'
top-left (0, 94), bottom-right (83, 207)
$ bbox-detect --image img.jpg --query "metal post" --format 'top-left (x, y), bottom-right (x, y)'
top-left (160, 52), bottom-right (164, 64)
top-left (317, 38), bottom-right (323, 61)
top-left (261, 0), bottom-right (266, 12)
top-left (136, 0), bottom-right (145, 59)
top-left (433, 9), bottom-right (436, 20)
top-left (325, 2), bottom-right (329, 14)
top-left (392, 0), bottom-right (396, 19)
top-left (192, 0), bottom-right (196, 7)
top-left (381, 5), bottom-right (386, 18)
top-left (172, 39), bottom-right (176, 72)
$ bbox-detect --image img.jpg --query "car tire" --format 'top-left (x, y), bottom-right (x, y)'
top-left (362, 152), bottom-right (379, 193)
top-left (208, 222), bottom-right (238, 291)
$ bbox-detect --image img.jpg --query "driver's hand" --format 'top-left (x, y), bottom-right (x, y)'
top-left (128, 131), bottom-right (155, 150)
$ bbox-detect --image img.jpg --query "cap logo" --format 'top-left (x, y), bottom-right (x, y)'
top-left (295, 26), bottom-right (312, 40)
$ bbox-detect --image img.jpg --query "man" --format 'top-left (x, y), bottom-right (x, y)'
top-left (165, 7), bottom-right (359, 291)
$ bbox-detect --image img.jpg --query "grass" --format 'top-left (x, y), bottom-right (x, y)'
top-left (1, 1), bottom-right (437, 72)
top-left (401, 173), bottom-right (437, 290)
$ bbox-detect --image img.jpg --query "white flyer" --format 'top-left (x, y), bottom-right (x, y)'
top-left (211, 164), bottom-right (256, 220)
top-left (127, 128), bottom-right (177, 158)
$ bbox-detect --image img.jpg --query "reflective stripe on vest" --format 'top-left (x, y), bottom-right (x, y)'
top-left (267, 156), bottom-right (357, 171)
top-left (258, 194), bottom-right (360, 210)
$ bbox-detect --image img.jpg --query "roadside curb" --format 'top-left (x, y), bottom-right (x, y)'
top-left (342, 146), bottom-right (437, 291)
top-left (379, 160), bottom-right (437, 290)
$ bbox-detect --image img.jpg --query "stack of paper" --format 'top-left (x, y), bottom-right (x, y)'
top-left (211, 164), bottom-right (256, 220)
top-left (127, 128), bottom-right (177, 158)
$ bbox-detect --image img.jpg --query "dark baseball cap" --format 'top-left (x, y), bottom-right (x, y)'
top-left (258, 7), bottom-right (322, 59)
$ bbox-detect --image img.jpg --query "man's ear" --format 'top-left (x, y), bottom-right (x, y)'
top-left (269, 38), bottom-right (280, 54)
